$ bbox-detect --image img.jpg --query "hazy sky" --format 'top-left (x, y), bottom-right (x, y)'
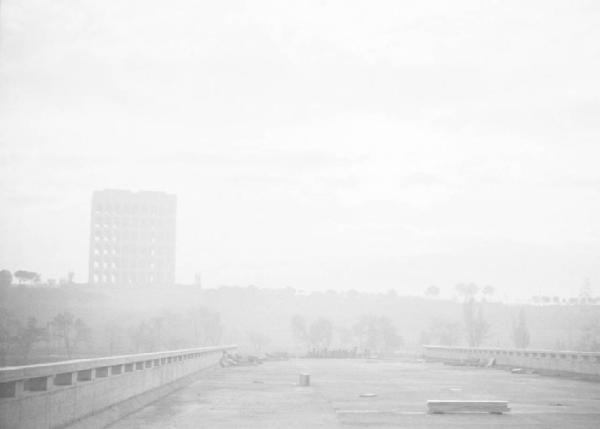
top-left (1, 1), bottom-right (599, 298)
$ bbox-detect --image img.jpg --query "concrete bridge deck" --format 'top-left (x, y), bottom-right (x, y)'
top-left (111, 359), bottom-right (600, 428)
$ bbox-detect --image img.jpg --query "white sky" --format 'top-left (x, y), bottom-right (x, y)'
top-left (1, 1), bottom-right (599, 298)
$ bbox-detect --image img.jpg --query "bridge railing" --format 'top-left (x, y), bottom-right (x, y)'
top-left (0, 345), bottom-right (236, 429)
top-left (423, 345), bottom-right (600, 376)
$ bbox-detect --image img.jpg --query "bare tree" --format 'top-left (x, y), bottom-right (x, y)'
top-left (512, 308), bottom-right (530, 349)
top-left (354, 315), bottom-right (403, 352)
top-left (455, 282), bottom-right (479, 301)
top-left (247, 331), bottom-right (269, 353)
top-left (463, 297), bottom-right (490, 347)
top-left (378, 317), bottom-right (403, 351)
top-left (425, 285), bottom-right (440, 298)
top-left (482, 285), bottom-right (495, 301)
top-left (580, 278), bottom-right (593, 304)
top-left (50, 312), bottom-right (88, 358)
top-left (74, 318), bottom-right (91, 351)
top-left (455, 283), bottom-right (490, 347)
top-left (425, 318), bottom-right (462, 346)
top-left (16, 317), bottom-right (45, 363)
top-left (104, 322), bottom-right (123, 355)
top-left (290, 314), bottom-right (308, 347)
top-left (129, 321), bottom-right (156, 352)
top-left (578, 318), bottom-right (600, 352)
top-left (0, 270), bottom-right (12, 288)
top-left (0, 309), bottom-right (19, 366)
top-left (190, 307), bottom-right (223, 346)
top-left (308, 318), bottom-right (333, 349)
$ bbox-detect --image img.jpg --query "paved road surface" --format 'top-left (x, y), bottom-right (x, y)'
top-left (111, 359), bottom-right (600, 428)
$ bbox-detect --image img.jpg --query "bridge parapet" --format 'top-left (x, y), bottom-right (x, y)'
top-left (0, 345), bottom-right (236, 429)
top-left (423, 345), bottom-right (600, 376)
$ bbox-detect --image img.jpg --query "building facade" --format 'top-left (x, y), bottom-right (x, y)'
top-left (88, 190), bottom-right (176, 286)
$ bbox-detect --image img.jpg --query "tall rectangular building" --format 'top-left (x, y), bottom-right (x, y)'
top-left (88, 190), bottom-right (176, 286)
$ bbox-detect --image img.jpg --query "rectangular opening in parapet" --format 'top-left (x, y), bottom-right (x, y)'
top-left (54, 372), bottom-right (73, 386)
top-left (77, 370), bottom-right (93, 382)
top-left (0, 381), bottom-right (16, 398)
top-left (95, 367), bottom-right (109, 378)
top-left (24, 377), bottom-right (47, 392)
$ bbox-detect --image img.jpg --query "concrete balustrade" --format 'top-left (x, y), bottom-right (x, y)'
top-left (0, 345), bottom-right (236, 429)
top-left (423, 345), bottom-right (600, 377)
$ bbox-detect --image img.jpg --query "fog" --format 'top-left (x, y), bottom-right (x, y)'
top-left (1, 0), bottom-right (600, 361)
top-left (2, 3), bottom-right (600, 428)
top-left (1, 1), bottom-right (599, 298)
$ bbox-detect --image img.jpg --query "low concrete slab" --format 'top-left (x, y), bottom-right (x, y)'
top-left (427, 400), bottom-right (510, 414)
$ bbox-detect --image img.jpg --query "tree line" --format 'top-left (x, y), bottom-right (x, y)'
top-left (289, 314), bottom-right (404, 355)
top-left (422, 283), bottom-right (531, 349)
top-left (0, 306), bottom-right (224, 366)
top-left (0, 310), bottom-right (90, 366)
